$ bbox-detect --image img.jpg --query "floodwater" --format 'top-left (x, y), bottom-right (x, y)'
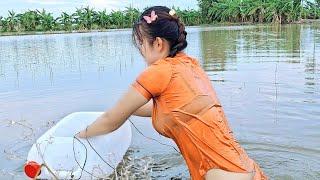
top-left (0, 24), bottom-right (319, 179)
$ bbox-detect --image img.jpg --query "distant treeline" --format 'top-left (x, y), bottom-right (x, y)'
top-left (0, 7), bottom-right (201, 33)
top-left (199, 0), bottom-right (320, 23)
top-left (0, 0), bottom-right (319, 33)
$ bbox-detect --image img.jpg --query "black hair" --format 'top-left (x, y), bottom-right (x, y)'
top-left (132, 6), bottom-right (187, 57)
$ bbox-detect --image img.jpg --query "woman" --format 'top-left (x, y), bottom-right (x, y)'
top-left (78, 6), bottom-right (267, 180)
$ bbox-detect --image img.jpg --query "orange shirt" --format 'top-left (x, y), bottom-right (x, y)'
top-left (132, 52), bottom-right (267, 180)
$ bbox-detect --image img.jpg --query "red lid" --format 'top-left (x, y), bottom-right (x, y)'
top-left (24, 161), bottom-right (41, 178)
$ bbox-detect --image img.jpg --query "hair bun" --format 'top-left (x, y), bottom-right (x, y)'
top-left (132, 6), bottom-right (188, 58)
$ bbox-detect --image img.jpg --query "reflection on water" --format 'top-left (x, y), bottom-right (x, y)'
top-left (0, 24), bottom-right (319, 179)
top-left (200, 24), bottom-right (320, 179)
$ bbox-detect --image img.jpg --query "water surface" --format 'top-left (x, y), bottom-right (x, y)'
top-left (0, 24), bottom-right (319, 179)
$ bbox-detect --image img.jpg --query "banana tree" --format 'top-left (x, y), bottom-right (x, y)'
top-left (73, 8), bottom-right (85, 30)
top-left (208, 0), bottom-right (242, 22)
top-left (0, 16), bottom-right (9, 32)
top-left (304, 0), bottom-right (320, 19)
top-left (73, 7), bottom-right (96, 30)
top-left (110, 10), bottom-right (125, 28)
top-left (37, 9), bottom-right (55, 31)
top-left (83, 6), bottom-right (95, 30)
top-left (7, 10), bottom-right (18, 31)
top-left (124, 7), bottom-right (140, 28)
top-left (264, 0), bottom-right (290, 23)
top-left (17, 10), bottom-right (40, 31)
top-left (57, 12), bottom-right (73, 31)
top-left (198, 0), bottom-right (218, 23)
top-left (240, 0), bottom-right (267, 23)
top-left (94, 9), bottom-right (111, 29)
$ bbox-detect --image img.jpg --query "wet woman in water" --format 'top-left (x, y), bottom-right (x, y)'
top-left (78, 6), bottom-right (267, 180)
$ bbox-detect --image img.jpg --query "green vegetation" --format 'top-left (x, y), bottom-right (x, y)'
top-left (0, 6), bottom-right (201, 33)
top-left (199, 0), bottom-right (320, 24)
top-left (0, 1), bottom-right (319, 34)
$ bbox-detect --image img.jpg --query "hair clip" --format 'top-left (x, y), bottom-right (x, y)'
top-left (169, 9), bottom-right (176, 16)
top-left (143, 10), bottom-right (158, 24)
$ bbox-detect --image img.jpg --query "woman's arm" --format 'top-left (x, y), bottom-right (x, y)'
top-left (77, 86), bottom-right (149, 138)
top-left (132, 100), bottom-right (152, 117)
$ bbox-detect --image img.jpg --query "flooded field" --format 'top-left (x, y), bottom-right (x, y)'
top-left (0, 24), bottom-right (319, 179)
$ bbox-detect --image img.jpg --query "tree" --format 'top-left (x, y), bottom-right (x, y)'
top-left (110, 10), bottom-right (125, 28)
top-left (57, 12), bottom-right (73, 31)
top-left (7, 10), bottom-right (18, 31)
top-left (37, 9), bottom-right (56, 31)
top-left (73, 6), bottom-right (96, 30)
top-left (17, 10), bottom-right (40, 31)
top-left (198, 0), bottom-right (218, 22)
top-left (124, 6), bottom-right (140, 28)
top-left (0, 16), bottom-right (9, 32)
top-left (94, 9), bottom-right (110, 29)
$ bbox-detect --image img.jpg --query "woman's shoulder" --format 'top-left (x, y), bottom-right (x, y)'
top-left (142, 57), bottom-right (172, 77)
top-left (135, 57), bottom-right (173, 98)
top-left (151, 51), bottom-right (200, 68)
top-left (165, 51), bottom-right (200, 66)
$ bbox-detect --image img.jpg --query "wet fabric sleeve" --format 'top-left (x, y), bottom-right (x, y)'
top-left (132, 63), bottom-right (172, 100)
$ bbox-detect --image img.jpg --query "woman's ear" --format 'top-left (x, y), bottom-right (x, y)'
top-left (154, 37), bottom-right (163, 51)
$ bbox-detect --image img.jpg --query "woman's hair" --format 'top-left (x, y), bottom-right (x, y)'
top-left (132, 6), bottom-right (188, 57)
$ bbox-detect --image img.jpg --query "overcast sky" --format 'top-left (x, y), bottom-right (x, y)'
top-left (0, 0), bottom-right (199, 17)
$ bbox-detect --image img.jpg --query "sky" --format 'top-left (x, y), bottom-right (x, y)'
top-left (0, 0), bottom-right (199, 17)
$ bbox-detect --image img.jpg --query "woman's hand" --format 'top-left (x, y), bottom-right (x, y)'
top-left (77, 86), bottom-right (149, 138)
top-left (76, 130), bottom-right (87, 138)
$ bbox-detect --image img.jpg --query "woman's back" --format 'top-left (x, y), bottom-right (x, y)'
top-left (132, 52), bottom-right (267, 179)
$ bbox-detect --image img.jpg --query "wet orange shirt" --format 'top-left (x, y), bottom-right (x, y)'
top-left (132, 52), bottom-right (267, 179)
